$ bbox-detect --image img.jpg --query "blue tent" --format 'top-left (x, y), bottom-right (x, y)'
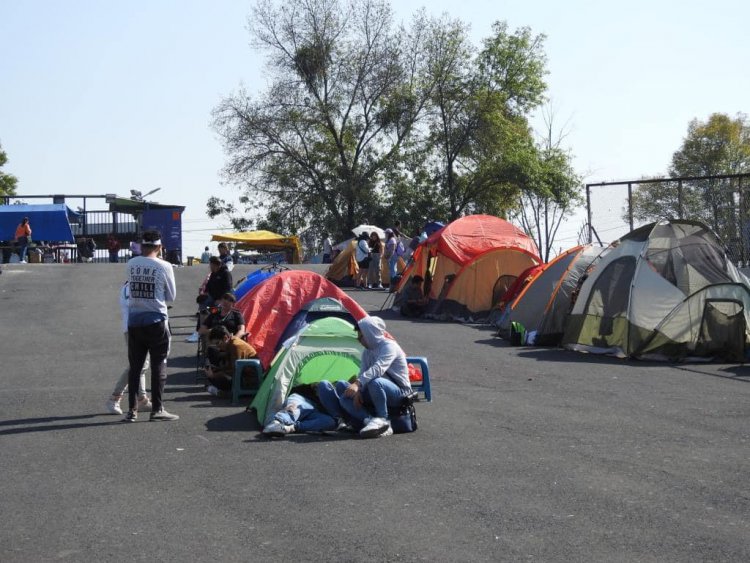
top-left (0, 204), bottom-right (77, 242)
top-left (234, 269), bottom-right (278, 301)
top-left (423, 221), bottom-right (445, 237)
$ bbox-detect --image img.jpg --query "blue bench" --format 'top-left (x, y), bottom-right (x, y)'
top-left (231, 359), bottom-right (264, 405)
top-left (406, 356), bottom-right (432, 402)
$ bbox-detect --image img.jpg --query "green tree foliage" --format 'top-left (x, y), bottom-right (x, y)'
top-left (212, 1), bottom-right (571, 245)
top-left (414, 19), bottom-right (547, 221)
top-left (0, 142), bottom-right (19, 197)
top-left (631, 113), bottom-right (750, 239)
top-left (213, 0), bottom-right (434, 241)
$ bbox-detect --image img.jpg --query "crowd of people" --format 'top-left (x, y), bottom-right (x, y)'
top-left (105, 228), bottom-right (416, 438)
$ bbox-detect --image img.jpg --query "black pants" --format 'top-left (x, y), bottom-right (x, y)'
top-left (128, 321), bottom-right (171, 412)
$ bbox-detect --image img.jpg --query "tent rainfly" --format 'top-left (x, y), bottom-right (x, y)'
top-left (495, 245), bottom-right (608, 345)
top-left (393, 214), bottom-right (540, 322)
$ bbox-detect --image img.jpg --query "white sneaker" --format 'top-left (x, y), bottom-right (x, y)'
top-left (105, 398), bottom-right (122, 415)
top-left (263, 420), bottom-right (295, 437)
top-left (207, 385), bottom-right (219, 396)
top-left (185, 332), bottom-right (200, 343)
top-left (149, 409), bottom-right (179, 422)
top-left (377, 426), bottom-right (394, 438)
top-left (137, 395), bottom-right (152, 410)
top-left (359, 417), bottom-right (390, 438)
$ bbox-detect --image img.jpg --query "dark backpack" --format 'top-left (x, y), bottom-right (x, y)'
top-left (388, 393), bottom-right (418, 433)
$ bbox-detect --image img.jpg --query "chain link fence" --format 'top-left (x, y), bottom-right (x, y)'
top-left (585, 173), bottom-right (750, 266)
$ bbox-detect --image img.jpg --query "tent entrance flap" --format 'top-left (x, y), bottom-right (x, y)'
top-left (696, 299), bottom-right (746, 361)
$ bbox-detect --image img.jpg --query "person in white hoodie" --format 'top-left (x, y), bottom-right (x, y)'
top-left (123, 230), bottom-right (178, 422)
top-left (341, 315), bottom-right (412, 438)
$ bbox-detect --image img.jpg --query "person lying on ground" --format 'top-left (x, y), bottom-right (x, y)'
top-left (338, 316), bottom-right (413, 438)
top-left (204, 325), bottom-right (257, 396)
top-left (263, 384), bottom-right (342, 437)
top-left (316, 376), bottom-right (362, 431)
top-left (400, 275), bottom-right (428, 318)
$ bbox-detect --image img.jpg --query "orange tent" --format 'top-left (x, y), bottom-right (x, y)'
top-left (395, 215), bottom-right (540, 321)
top-left (236, 270), bottom-right (368, 369)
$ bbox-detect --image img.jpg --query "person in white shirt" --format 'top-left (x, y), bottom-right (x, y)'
top-left (124, 230), bottom-right (178, 422)
top-left (104, 281), bottom-right (151, 415)
top-left (322, 233), bottom-right (333, 264)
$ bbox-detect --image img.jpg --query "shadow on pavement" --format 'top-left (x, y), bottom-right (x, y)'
top-left (205, 411), bottom-right (257, 432)
top-left (0, 414), bottom-right (121, 435)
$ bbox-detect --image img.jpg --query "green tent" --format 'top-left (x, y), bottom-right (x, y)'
top-left (250, 316), bottom-right (363, 426)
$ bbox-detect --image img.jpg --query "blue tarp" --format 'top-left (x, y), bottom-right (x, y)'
top-left (0, 204), bottom-right (77, 243)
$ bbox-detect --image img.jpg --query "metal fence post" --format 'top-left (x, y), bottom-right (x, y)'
top-left (627, 182), bottom-right (633, 231)
top-left (586, 184), bottom-right (592, 244)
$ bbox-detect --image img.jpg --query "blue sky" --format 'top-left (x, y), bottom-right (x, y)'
top-left (2, 0), bottom-right (748, 257)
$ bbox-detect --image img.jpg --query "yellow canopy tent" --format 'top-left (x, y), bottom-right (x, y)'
top-left (211, 230), bottom-right (303, 264)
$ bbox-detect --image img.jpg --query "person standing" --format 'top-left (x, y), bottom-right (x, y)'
top-left (15, 217), bottom-right (31, 263)
top-left (124, 229), bottom-right (178, 422)
top-left (384, 229), bottom-right (398, 281)
top-left (367, 231), bottom-right (383, 289)
top-left (105, 281), bottom-right (152, 414)
top-left (217, 242), bottom-right (234, 271)
top-left (200, 246), bottom-right (212, 264)
top-left (354, 232), bottom-right (370, 289)
top-left (107, 233), bottom-right (121, 263)
top-left (322, 233), bottom-right (333, 264)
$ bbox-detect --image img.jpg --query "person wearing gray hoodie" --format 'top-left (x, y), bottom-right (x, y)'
top-left (341, 315), bottom-right (412, 438)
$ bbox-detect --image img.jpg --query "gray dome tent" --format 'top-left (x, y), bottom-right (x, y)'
top-left (562, 220), bottom-right (750, 361)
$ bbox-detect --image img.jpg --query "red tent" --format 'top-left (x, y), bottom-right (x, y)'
top-left (237, 270), bottom-right (368, 369)
top-left (395, 215), bottom-right (540, 321)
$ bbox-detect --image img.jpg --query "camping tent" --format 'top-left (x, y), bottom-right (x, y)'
top-left (273, 297), bottom-right (358, 355)
top-left (0, 204), bottom-right (78, 243)
top-left (233, 268), bottom-right (280, 301)
top-left (325, 239), bottom-right (406, 287)
top-left (250, 316), bottom-right (363, 426)
top-left (394, 214), bottom-right (540, 321)
top-left (211, 230), bottom-right (303, 263)
top-left (563, 220), bottom-right (750, 360)
top-left (236, 270), bottom-right (368, 368)
top-left (496, 245), bottom-right (607, 345)
top-left (325, 240), bottom-right (358, 286)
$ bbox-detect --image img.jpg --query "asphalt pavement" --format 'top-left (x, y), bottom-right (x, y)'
top-left (1, 262), bottom-right (749, 562)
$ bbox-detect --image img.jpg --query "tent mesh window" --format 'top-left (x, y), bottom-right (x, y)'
top-left (646, 240), bottom-right (731, 295)
top-left (492, 274), bottom-right (517, 307)
top-left (695, 299), bottom-right (746, 362)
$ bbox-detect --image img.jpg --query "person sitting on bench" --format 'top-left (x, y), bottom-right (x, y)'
top-left (204, 325), bottom-right (257, 396)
